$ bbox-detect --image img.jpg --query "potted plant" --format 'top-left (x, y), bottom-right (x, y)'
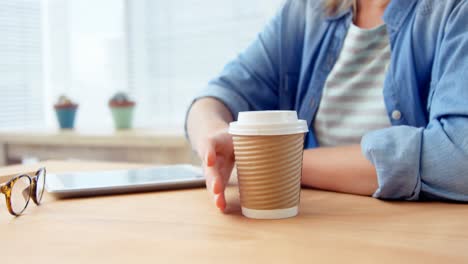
top-left (54, 95), bottom-right (78, 129)
top-left (109, 92), bottom-right (136, 130)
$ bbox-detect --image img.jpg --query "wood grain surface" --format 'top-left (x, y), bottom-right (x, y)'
top-left (0, 161), bottom-right (467, 264)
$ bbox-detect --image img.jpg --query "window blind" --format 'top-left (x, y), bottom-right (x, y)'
top-left (0, 0), bottom-right (44, 129)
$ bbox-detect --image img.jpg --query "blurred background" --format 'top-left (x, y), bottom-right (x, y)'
top-left (2, 0), bottom-right (282, 130)
top-left (0, 0), bottom-right (282, 165)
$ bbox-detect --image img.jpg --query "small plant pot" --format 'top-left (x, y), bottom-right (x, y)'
top-left (110, 105), bottom-right (134, 130)
top-left (54, 105), bottom-right (78, 129)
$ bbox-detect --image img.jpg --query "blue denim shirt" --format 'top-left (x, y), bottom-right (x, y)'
top-left (191, 0), bottom-right (468, 201)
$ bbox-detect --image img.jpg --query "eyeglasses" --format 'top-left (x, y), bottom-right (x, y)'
top-left (0, 167), bottom-right (46, 216)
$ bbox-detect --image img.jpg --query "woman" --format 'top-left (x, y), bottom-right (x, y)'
top-left (186, 0), bottom-right (468, 212)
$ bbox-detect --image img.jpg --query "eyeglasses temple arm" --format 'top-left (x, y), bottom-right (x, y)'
top-left (0, 171), bottom-right (36, 184)
top-left (0, 173), bottom-right (15, 184)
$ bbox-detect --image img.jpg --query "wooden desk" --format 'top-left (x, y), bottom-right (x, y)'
top-left (1, 161), bottom-right (467, 263)
top-left (0, 128), bottom-right (198, 165)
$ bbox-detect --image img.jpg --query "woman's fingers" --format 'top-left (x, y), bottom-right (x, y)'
top-left (204, 136), bottom-right (227, 194)
top-left (202, 138), bottom-right (219, 192)
top-left (203, 162), bottom-right (218, 193)
top-left (213, 159), bottom-right (230, 195)
top-left (206, 166), bottom-right (226, 211)
top-left (204, 139), bottom-right (217, 167)
top-left (213, 177), bottom-right (224, 195)
top-left (214, 192), bottom-right (226, 212)
top-left (200, 132), bottom-right (233, 212)
top-left (204, 170), bottom-right (214, 193)
top-left (204, 155), bottom-right (230, 212)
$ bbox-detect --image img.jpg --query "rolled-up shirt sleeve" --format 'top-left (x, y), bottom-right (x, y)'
top-left (362, 2), bottom-right (468, 201)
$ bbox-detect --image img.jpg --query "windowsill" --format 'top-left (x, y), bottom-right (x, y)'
top-left (0, 127), bottom-right (188, 148)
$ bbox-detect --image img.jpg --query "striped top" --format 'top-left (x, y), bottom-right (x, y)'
top-left (314, 23), bottom-right (392, 147)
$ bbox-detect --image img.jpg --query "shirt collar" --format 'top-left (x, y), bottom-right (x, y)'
top-left (324, 6), bottom-right (352, 21)
top-left (325, 0), bottom-right (419, 32)
top-left (383, 0), bottom-right (419, 31)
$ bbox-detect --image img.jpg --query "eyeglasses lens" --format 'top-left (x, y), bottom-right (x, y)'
top-left (11, 175), bottom-right (31, 215)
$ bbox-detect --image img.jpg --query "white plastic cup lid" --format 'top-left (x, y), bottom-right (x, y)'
top-left (228, 111), bottom-right (309, 136)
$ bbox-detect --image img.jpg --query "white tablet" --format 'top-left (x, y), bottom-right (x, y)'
top-left (46, 165), bottom-right (205, 198)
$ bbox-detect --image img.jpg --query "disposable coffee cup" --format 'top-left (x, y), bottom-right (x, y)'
top-left (229, 111), bottom-right (309, 219)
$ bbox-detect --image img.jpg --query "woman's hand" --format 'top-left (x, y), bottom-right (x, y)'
top-left (197, 129), bottom-right (235, 212)
top-left (186, 97), bottom-right (235, 212)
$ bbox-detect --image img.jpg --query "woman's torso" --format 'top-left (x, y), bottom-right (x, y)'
top-left (276, 0), bottom-right (453, 148)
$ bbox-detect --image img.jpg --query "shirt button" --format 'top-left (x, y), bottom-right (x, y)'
top-left (391, 110), bottom-right (402, 120)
